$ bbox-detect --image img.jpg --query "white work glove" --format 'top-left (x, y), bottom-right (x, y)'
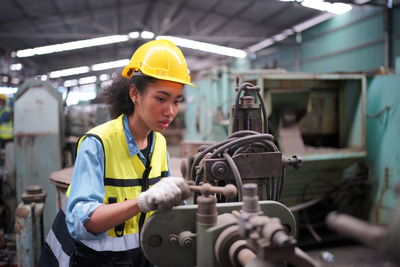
top-left (137, 177), bottom-right (191, 212)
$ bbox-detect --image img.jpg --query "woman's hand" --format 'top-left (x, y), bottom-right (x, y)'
top-left (137, 177), bottom-right (191, 212)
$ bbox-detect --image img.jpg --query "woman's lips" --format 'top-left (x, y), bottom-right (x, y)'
top-left (158, 121), bottom-right (171, 128)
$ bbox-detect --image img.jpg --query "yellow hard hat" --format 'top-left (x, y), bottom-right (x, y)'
top-left (0, 94), bottom-right (7, 101)
top-left (122, 39), bottom-right (196, 87)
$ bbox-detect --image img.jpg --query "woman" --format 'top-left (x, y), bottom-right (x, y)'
top-left (39, 39), bottom-right (194, 267)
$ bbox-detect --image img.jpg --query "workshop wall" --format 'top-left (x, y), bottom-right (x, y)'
top-left (253, 5), bottom-right (400, 74)
top-left (249, 5), bottom-right (400, 225)
top-left (366, 68), bottom-right (400, 224)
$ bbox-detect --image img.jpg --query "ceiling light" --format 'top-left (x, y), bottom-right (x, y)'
top-left (278, 0), bottom-right (352, 14)
top-left (248, 12), bottom-right (334, 53)
top-left (41, 75), bottom-right (48, 81)
top-left (15, 35), bottom-right (130, 58)
top-left (63, 79), bottom-right (78, 87)
top-left (49, 66), bottom-right (90, 78)
top-left (293, 13), bottom-right (334, 32)
top-left (0, 87), bottom-right (18, 94)
top-left (157, 36), bottom-right (247, 58)
top-left (91, 59), bottom-right (130, 71)
top-left (99, 74), bottom-right (110, 81)
top-left (248, 39), bottom-right (274, 53)
top-left (301, 0), bottom-right (330, 11)
top-left (10, 77), bottom-right (20, 85)
top-left (10, 63), bottom-right (23, 71)
top-left (129, 31), bottom-right (140, 38)
top-left (66, 84), bottom-right (97, 106)
top-left (141, 31), bottom-right (155, 39)
top-left (79, 76), bottom-right (97, 85)
top-left (327, 3), bottom-right (353, 14)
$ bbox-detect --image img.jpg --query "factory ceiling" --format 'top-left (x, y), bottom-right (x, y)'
top-left (0, 0), bottom-right (392, 85)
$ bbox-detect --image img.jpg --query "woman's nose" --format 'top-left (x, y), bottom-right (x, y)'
top-left (163, 103), bottom-right (176, 117)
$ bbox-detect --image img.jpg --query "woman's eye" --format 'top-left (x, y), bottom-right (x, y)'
top-left (174, 99), bottom-right (182, 104)
top-left (157, 97), bottom-right (166, 102)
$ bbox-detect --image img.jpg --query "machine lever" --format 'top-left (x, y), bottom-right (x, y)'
top-left (188, 183), bottom-right (237, 198)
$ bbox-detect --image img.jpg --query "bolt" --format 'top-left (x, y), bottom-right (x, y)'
top-left (183, 238), bottom-right (193, 247)
top-left (168, 234), bottom-right (179, 244)
top-left (211, 161), bottom-right (228, 179)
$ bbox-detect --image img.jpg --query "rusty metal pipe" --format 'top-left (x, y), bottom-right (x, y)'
top-left (238, 248), bottom-right (256, 266)
top-left (228, 239), bottom-right (256, 267)
top-left (326, 212), bottom-right (387, 250)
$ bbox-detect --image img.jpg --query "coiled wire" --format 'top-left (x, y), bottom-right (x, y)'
top-left (190, 130), bottom-right (283, 202)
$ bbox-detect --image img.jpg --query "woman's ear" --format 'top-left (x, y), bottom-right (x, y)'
top-left (129, 84), bottom-right (137, 103)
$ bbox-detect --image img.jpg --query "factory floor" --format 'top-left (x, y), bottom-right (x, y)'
top-left (169, 157), bottom-right (397, 266)
top-left (305, 244), bottom-right (397, 267)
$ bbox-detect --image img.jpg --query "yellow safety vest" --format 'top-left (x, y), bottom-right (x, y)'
top-left (0, 107), bottom-right (13, 140)
top-left (68, 114), bottom-right (169, 252)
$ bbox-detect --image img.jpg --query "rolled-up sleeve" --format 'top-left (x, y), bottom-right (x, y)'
top-left (66, 136), bottom-right (107, 240)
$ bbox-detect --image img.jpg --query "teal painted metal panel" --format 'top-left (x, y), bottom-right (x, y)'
top-left (302, 43), bottom-right (385, 73)
top-left (395, 38), bottom-right (400, 61)
top-left (253, 44), bottom-right (297, 71)
top-left (251, 5), bottom-right (397, 74)
top-left (184, 69), bottom-right (232, 141)
top-left (302, 6), bottom-right (383, 39)
top-left (14, 80), bottom-right (63, 236)
top-left (366, 74), bottom-right (400, 224)
top-left (302, 12), bottom-right (383, 60)
top-left (397, 57), bottom-right (400, 74)
top-left (342, 81), bottom-right (365, 148)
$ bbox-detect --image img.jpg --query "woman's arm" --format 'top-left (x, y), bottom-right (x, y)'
top-left (67, 136), bottom-right (190, 238)
top-left (66, 136), bottom-right (108, 240)
top-left (84, 198), bottom-right (140, 234)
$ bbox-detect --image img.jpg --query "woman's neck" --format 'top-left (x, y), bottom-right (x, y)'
top-left (128, 113), bottom-right (151, 149)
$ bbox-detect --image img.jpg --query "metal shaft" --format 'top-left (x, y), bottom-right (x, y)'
top-left (188, 183), bottom-right (237, 198)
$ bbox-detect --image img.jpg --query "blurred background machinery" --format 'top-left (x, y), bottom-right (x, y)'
top-left (14, 79), bottom-right (63, 236)
top-left (0, 79), bottom-right (110, 266)
top-left (181, 80), bottom-right (303, 204)
top-left (12, 79), bottom-right (110, 235)
top-left (183, 70), bottom-right (370, 245)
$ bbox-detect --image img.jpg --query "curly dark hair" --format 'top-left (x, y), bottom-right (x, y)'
top-left (103, 75), bottom-right (156, 119)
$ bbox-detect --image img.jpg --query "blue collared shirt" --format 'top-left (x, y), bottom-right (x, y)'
top-left (66, 115), bottom-right (170, 240)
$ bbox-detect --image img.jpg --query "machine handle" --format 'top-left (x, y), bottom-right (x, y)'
top-left (188, 183), bottom-right (237, 198)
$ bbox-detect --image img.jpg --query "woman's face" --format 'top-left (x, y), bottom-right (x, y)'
top-left (131, 79), bottom-right (184, 132)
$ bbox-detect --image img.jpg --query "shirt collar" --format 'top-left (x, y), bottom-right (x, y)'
top-left (122, 114), bottom-right (154, 157)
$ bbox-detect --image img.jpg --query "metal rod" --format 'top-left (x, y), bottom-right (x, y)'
top-left (238, 248), bottom-right (256, 266)
top-left (188, 183), bottom-right (237, 198)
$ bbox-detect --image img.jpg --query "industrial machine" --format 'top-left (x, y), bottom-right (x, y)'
top-left (142, 183), bottom-right (319, 267)
top-left (13, 80), bottom-right (110, 233)
top-left (184, 70), bottom-right (370, 244)
top-left (14, 79), bottom-right (64, 236)
top-left (64, 103), bottom-right (110, 164)
top-left (181, 80), bottom-right (302, 203)
top-left (15, 185), bottom-right (46, 267)
top-left (326, 188), bottom-right (400, 265)
top-left (139, 80), bottom-right (319, 267)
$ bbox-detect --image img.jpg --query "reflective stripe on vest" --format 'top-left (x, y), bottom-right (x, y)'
top-left (39, 208), bottom-right (74, 267)
top-left (81, 232), bottom-right (140, 251)
top-left (45, 229), bottom-right (70, 267)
